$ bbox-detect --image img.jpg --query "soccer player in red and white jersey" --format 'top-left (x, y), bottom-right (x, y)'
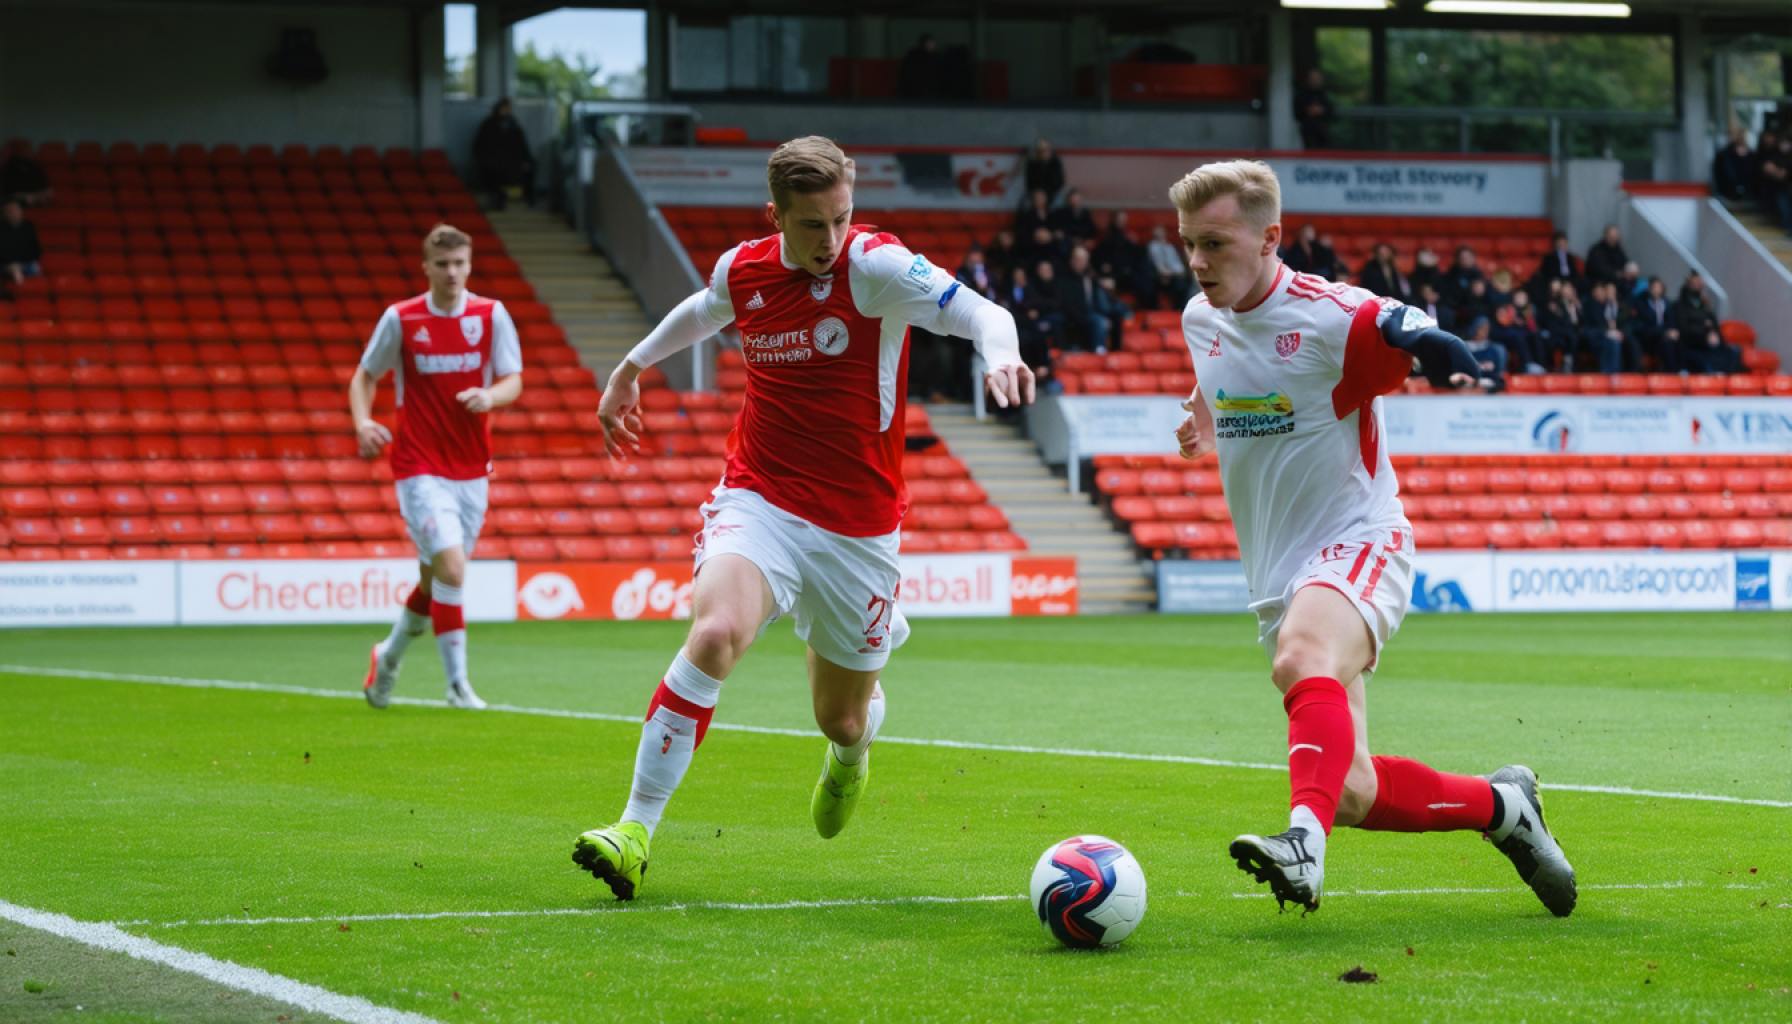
top-left (1170, 161), bottom-right (1576, 917)
top-left (571, 137), bottom-right (1035, 899)
top-left (350, 223), bottom-right (523, 712)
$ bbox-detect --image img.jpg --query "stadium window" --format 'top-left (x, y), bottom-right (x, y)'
top-left (671, 14), bottom-right (846, 95)
top-left (1314, 26), bottom-right (1371, 107)
top-left (445, 3), bottom-right (476, 98)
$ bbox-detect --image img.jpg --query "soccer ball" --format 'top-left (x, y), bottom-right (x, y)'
top-left (1029, 835), bottom-right (1147, 949)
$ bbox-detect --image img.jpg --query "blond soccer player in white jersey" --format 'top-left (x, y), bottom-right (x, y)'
top-left (1171, 160), bottom-right (1575, 918)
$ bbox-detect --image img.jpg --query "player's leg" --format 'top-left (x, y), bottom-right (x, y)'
top-left (806, 649), bottom-right (886, 839)
top-left (574, 548), bottom-right (785, 900)
top-left (428, 543), bottom-right (483, 709)
top-left (364, 561), bottom-right (432, 708)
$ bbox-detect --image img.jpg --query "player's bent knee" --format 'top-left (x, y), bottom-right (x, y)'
top-left (684, 615), bottom-right (754, 675)
top-left (1270, 632), bottom-right (1334, 692)
top-left (431, 548), bottom-right (467, 587)
top-left (816, 708), bottom-right (866, 749)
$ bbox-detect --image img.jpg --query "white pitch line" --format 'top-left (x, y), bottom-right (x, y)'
top-left (5, 663), bottom-right (1789, 809)
top-left (111, 893), bottom-right (1027, 930)
top-left (107, 880), bottom-right (1747, 930)
top-left (0, 898), bottom-right (441, 1024)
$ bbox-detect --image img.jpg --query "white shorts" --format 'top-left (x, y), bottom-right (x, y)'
top-left (395, 475), bottom-right (489, 560)
top-left (693, 486), bottom-right (909, 672)
top-left (1250, 523), bottom-right (1413, 675)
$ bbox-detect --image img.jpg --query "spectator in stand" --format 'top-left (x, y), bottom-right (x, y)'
top-left (1146, 225), bottom-right (1190, 309)
top-left (1025, 138), bottom-right (1065, 205)
top-left (1093, 210), bottom-right (1145, 297)
top-left (1457, 277), bottom-right (1494, 329)
top-left (0, 198), bottom-right (43, 284)
top-left (1014, 189), bottom-right (1053, 245)
top-left (1463, 316), bottom-right (1509, 391)
top-left (1018, 225), bottom-right (1065, 280)
top-left (1487, 268), bottom-right (1517, 309)
top-left (955, 245), bottom-right (997, 301)
top-left (1281, 223), bottom-right (1337, 280)
top-left (1713, 127), bottom-right (1752, 202)
top-left (1000, 265), bottom-right (1057, 385)
top-left (1094, 274), bottom-right (1132, 344)
top-left (1540, 280), bottom-right (1587, 371)
top-left (0, 145), bottom-right (50, 207)
top-left (1618, 260), bottom-right (1644, 301)
top-left (1056, 245), bottom-right (1124, 354)
top-left (1439, 246), bottom-right (1485, 318)
top-left (1294, 68), bottom-right (1335, 150)
top-left (1408, 247), bottom-right (1441, 297)
top-left (1587, 280), bottom-right (1642, 373)
top-left (1492, 292), bottom-right (1546, 374)
top-left (898, 34), bottom-right (945, 99)
top-left (1761, 134), bottom-right (1792, 233)
top-left (1631, 276), bottom-right (1680, 372)
top-left (1357, 242), bottom-right (1409, 302)
top-left (1049, 188), bottom-right (1098, 245)
top-left (1414, 281), bottom-right (1454, 334)
top-left (984, 228), bottom-right (1019, 283)
top-left (1029, 260), bottom-right (1067, 345)
top-left (473, 98), bottom-right (535, 210)
top-left (1532, 232), bottom-right (1583, 295)
top-left (1584, 225), bottom-right (1628, 287)
top-left (1674, 272), bottom-right (1739, 373)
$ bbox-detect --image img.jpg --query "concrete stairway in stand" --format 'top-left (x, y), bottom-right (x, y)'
top-left (1729, 205), bottom-right (1792, 276)
top-left (925, 404), bottom-right (1156, 614)
top-left (485, 207), bottom-right (653, 378)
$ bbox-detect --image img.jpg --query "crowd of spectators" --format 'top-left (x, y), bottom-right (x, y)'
top-left (1713, 123), bottom-right (1792, 235)
top-left (1332, 222), bottom-right (1740, 389)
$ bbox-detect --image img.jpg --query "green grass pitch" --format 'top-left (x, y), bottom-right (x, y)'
top-left (1, 612), bottom-right (1788, 1022)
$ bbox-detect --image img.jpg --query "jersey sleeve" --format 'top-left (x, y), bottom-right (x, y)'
top-left (701, 245), bottom-right (739, 324)
top-left (490, 300), bottom-right (523, 376)
top-left (359, 306), bottom-right (401, 377)
top-left (848, 233), bottom-right (963, 333)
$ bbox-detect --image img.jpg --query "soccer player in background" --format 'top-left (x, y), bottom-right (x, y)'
top-left (1170, 161), bottom-right (1576, 917)
top-left (573, 136), bottom-right (1035, 900)
top-left (351, 223), bottom-right (523, 711)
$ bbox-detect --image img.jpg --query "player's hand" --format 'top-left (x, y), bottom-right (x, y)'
top-left (597, 373), bottom-right (644, 458)
top-left (1175, 394), bottom-right (1216, 460)
top-left (355, 419), bottom-right (392, 459)
top-left (984, 363), bottom-right (1036, 409)
top-left (456, 387), bottom-right (495, 413)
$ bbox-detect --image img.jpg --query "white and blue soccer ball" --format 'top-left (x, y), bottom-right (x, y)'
top-left (1029, 835), bottom-right (1147, 949)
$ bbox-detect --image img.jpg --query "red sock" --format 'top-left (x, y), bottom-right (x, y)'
top-left (1358, 755), bottom-right (1495, 832)
top-left (429, 597), bottom-right (464, 634)
top-left (404, 586), bottom-right (431, 617)
top-left (1283, 677), bottom-right (1355, 835)
top-left (646, 681), bottom-right (715, 748)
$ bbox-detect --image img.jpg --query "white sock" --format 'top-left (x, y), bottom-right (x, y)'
top-left (431, 581), bottom-right (467, 686)
top-left (379, 608), bottom-right (430, 664)
top-left (622, 653), bottom-right (722, 836)
top-left (1487, 782), bottom-right (1524, 841)
top-left (1289, 804), bottom-right (1327, 861)
top-left (831, 683), bottom-right (885, 766)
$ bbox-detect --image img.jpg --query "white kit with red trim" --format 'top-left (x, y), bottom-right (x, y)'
top-left (1182, 265), bottom-right (1418, 606)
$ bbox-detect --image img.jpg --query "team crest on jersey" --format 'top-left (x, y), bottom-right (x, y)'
top-left (412, 326), bottom-right (432, 344)
top-left (1275, 331), bottom-right (1302, 360)
top-left (460, 316), bottom-right (483, 346)
top-left (809, 278), bottom-right (832, 303)
top-left (813, 316), bottom-right (849, 356)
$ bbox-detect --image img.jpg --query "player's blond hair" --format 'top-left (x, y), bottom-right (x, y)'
top-left (422, 223), bottom-right (472, 257)
top-left (766, 136), bottom-right (856, 211)
top-left (1168, 160), bottom-right (1281, 231)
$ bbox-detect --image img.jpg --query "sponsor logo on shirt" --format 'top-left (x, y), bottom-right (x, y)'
top-left (1212, 389), bottom-right (1295, 439)
top-left (905, 254), bottom-right (935, 293)
top-left (1275, 331), bottom-right (1302, 360)
top-left (414, 351), bottom-right (484, 374)
top-left (744, 328), bottom-right (814, 364)
top-left (813, 317), bottom-right (849, 356)
top-left (809, 278), bottom-right (832, 302)
top-left (746, 290), bottom-right (766, 310)
top-left (461, 316), bottom-right (484, 345)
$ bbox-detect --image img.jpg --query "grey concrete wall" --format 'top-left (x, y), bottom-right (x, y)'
top-left (1551, 159), bottom-right (1624, 251)
top-left (688, 100), bottom-right (1264, 152)
top-left (0, 0), bottom-right (420, 148)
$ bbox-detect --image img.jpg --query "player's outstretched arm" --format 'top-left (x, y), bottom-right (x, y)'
top-left (924, 280), bottom-right (1036, 409)
top-left (347, 367), bottom-right (391, 459)
top-left (600, 288), bottom-right (735, 458)
top-left (1175, 384), bottom-right (1216, 460)
top-left (1378, 304), bottom-right (1484, 390)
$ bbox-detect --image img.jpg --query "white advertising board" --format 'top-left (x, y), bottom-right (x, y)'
top-left (177, 560), bottom-right (518, 625)
top-left (0, 561), bottom-right (178, 627)
top-left (1492, 551), bottom-right (1736, 612)
top-left (895, 554), bottom-right (1011, 618)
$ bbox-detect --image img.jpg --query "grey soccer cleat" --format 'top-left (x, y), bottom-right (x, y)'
top-left (1486, 764), bottom-right (1577, 917)
top-left (1230, 827), bottom-right (1324, 914)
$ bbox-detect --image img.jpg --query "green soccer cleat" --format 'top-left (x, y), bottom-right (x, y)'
top-left (572, 821), bottom-right (650, 901)
top-left (810, 744), bottom-right (869, 839)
